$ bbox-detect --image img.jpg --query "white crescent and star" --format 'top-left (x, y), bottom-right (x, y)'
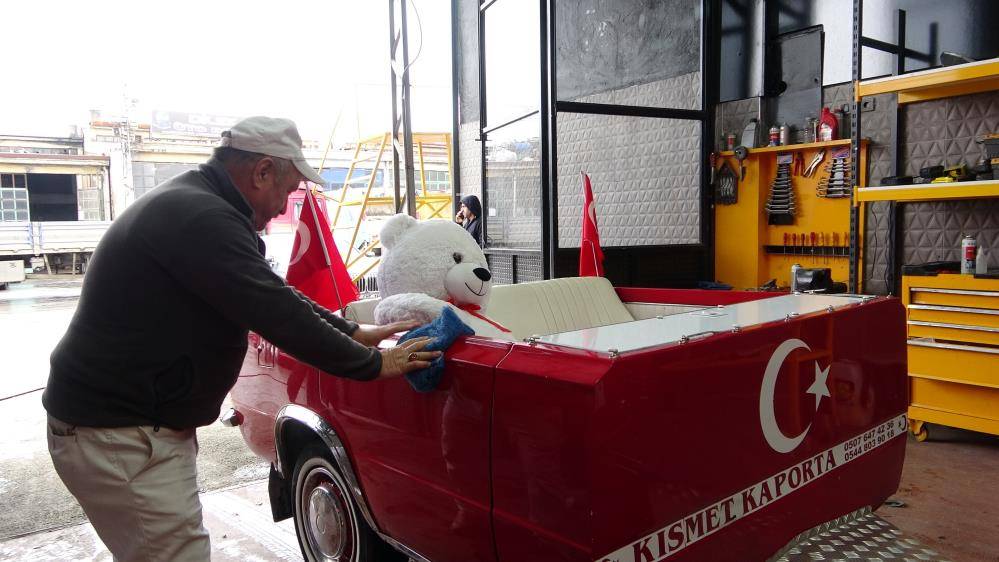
top-left (759, 338), bottom-right (831, 454)
top-left (288, 220), bottom-right (311, 266)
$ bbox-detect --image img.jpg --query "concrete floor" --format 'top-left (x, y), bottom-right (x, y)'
top-left (0, 480), bottom-right (301, 561)
top-left (880, 425), bottom-right (999, 562)
top-left (1, 275), bottom-right (997, 561)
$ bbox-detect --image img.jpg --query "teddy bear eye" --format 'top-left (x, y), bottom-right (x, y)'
top-left (452, 252), bottom-right (463, 264)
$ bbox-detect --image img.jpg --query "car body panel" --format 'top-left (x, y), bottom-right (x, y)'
top-left (231, 290), bottom-right (907, 562)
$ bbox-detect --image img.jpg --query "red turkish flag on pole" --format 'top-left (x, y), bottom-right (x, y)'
top-left (579, 172), bottom-right (605, 277)
top-left (286, 187), bottom-right (358, 311)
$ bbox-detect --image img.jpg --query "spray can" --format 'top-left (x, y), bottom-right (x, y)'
top-left (961, 234), bottom-right (977, 274)
top-left (768, 126), bottom-right (780, 147)
top-left (779, 123), bottom-right (790, 146)
top-left (791, 263), bottom-right (802, 292)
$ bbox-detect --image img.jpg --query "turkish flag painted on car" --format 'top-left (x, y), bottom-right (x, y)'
top-left (286, 187), bottom-right (358, 311)
top-left (579, 172), bottom-right (605, 277)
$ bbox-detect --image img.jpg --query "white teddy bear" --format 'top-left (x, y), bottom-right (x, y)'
top-left (373, 213), bottom-right (511, 339)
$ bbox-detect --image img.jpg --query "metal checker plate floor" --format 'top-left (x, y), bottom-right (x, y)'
top-left (773, 511), bottom-right (951, 561)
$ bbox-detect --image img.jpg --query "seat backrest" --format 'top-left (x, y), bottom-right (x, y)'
top-left (343, 298), bottom-right (380, 324)
top-left (485, 277), bottom-right (634, 340)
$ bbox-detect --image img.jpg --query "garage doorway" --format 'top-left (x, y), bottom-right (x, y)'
top-left (25, 174), bottom-right (78, 221)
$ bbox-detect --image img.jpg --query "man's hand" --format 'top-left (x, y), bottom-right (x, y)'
top-left (352, 320), bottom-right (421, 347)
top-left (455, 211), bottom-right (464, 224)
top-left (379, 337), bottom-right (441, 379)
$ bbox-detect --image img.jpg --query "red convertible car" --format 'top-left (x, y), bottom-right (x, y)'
top-left (228, 277), bottom-right (908, 562)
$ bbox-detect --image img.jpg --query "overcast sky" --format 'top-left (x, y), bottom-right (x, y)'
top-left (1, 0), bottom-right (452, 145)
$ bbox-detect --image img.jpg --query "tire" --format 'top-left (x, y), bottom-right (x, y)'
top-left (292, 444), bottom-right (405, 562)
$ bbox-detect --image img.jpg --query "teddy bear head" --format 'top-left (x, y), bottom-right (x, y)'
top-left (376, 214), bottom-right (493, 308)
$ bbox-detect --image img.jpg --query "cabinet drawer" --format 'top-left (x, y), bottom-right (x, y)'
top-left (907, 304), bottom-right (999, 329)
top-left (909, 287), bottom-right (999, 310)
top-left (910, 377), bottom-right (999, 422)
top-left (908, 320), bottom-right (999, 346)
top-left (907, 339), bottom-right (999, 388)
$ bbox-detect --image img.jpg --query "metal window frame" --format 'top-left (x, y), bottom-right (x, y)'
top-left (471, 0), bottom-right (717, 280)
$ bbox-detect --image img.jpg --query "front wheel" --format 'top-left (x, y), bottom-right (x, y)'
top-left (292, 445), bottom-right (404, 562)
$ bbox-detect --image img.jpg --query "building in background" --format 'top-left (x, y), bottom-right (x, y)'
top-left (1, 111), bottom-right (451, 275)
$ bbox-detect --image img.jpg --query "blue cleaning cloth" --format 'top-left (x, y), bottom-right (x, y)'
top-left (397, 306), bottom-right (475, 392)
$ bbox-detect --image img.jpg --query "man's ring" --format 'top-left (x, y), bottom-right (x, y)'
top-left (408, 352), bottom-right (418, 362)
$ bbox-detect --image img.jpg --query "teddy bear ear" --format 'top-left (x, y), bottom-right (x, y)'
top-left (379, 213), bottom-right (418, 249)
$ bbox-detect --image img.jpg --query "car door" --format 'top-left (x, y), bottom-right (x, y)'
top-left (318, 338), bottom-right (509, 562)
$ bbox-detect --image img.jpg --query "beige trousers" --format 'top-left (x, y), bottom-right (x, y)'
top-left (47, 414), bottom-right (210, 562)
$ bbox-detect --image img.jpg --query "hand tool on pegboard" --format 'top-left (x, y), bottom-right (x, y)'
top-left (803, 149), bottom-right (826, 178)
top-left (766, 153), bottom-right (795, 225)
top-left (793, 152), bottom-right (804, 176)
top-left (817, 148), bottom-right (852, 198)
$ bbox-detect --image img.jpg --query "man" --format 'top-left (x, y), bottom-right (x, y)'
top-left (42, 116), bottom-right (438, 561)
top-left (454, 194), bottom-right (482, 246)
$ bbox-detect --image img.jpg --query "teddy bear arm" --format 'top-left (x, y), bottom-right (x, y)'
top-left (374, 293), bottom-right (448, 325)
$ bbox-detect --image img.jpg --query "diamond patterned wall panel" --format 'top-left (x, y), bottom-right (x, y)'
top-left (854, 88), bottom-right (899, 296)
top-left (714, 97), bottom-right (761, 147)
top-left (567, 71), bottom-right (702, 110)
top-left (900, 91), bottom-right (999, 268)
top-left (556, 111), bottom-right (701, 247)
top-left (458, 121), bottom-right (482, 200)
top-left (903, 199), bottom-right (999, 264)
top-left (863, 201), bottom-right (894, 295)
top-left (863, 93), bottom-right (899, 186)
top-left (902, 91), bottom-right (999, 176)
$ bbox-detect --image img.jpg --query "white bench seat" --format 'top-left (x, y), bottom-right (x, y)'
top-left (342, 277), bottom-right (706, 341)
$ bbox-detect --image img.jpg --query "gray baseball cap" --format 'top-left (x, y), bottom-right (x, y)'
top-left (219, 116), bottom-right (326, 186)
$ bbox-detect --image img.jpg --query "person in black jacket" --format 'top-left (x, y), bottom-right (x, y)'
top-left (42, 116), bottom-right (439, 561)
top-left (455, 194), bottom-right (483, 246)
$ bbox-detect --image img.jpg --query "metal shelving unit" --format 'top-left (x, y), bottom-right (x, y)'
top-left (856, 180), bottom-right (999, 203)
top-left (851, 1), bottom-right (999, 294)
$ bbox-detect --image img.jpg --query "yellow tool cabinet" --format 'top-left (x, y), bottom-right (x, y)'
top-left (902, 273), bottom-right (999, 440)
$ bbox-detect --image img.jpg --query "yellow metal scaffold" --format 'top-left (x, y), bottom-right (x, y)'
top-left (315, 132), bottom-right (453, 284)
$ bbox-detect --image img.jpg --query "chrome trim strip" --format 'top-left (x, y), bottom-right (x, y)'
top-left (908, 303), bottom-right (999, 315)
top-left (622, 301), bottom-right (710, 308)
top-left (380, 536), bottom-right (433, 562)
top-left (273, 404), bottom-right (432, 562)
top-left (912, 287), bottom-right (999, 297)
top-left (907, 338), bottom-right (999, 355)
top-left (908, 320), bottom-right (999, 333)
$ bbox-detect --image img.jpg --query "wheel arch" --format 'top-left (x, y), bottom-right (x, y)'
top-left (273, 404), bottom-right (377, 529)
top-left (272, 404), bottom-right (433, 562)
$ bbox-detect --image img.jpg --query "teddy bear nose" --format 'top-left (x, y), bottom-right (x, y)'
top-left (473, 267), bottom-right (491, 282)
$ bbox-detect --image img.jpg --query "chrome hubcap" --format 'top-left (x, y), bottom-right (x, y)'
top-left (302, 468), bottom-right (354, 561)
